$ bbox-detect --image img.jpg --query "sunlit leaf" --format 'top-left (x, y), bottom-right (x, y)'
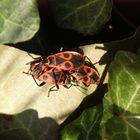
top-left (101, 51), bottom-right (140, 140)
top-left (0, 0), bottom-right (40, 44)
top-left (0, 43), bottom-right (105, 139)
top-left (109, 51), bottom-right (140, 114)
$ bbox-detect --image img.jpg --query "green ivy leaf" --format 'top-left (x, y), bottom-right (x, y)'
top-left (48, 0), bottom-right (112, 35)
top-left (101, 51), bottom-right (140, 140)
top-left (109, 51), bottom-right (140, 114)
top-left (0, 109), bottom-right (59, 140)
top-left (61, 105), bottom-right (103, 140)
top-left (0, 0), bottom-right (40, 44)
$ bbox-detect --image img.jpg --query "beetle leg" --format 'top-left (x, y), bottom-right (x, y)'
top-left (84, 56), bottom-right (92, 63)
top-left (23, 71), bottom-right (45, 87)
top-left (48, 84), bottom-right (59, 97)
top-left (84, 56), bottom-right (98, 65)
top-left (63, 84), bottom-right (72, 89)
top-left (83, 83), bottom-right (90, 87)
top-left (25, 53), bottom-right (43, 65)
top-left (27, 52), bottom-right (42, 60)
top-left (23, 71), bottom-right (31, 75)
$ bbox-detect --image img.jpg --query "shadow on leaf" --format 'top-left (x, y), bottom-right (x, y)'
top-left (0, 109), bottom-right (59, 140)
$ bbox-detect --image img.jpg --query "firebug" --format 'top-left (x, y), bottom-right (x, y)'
top-left (23, 57), bottom-right (71, 96)
top-left (45, 51), bottom-right (84, 70)
top-left (70, 62), bottom-right (100, 86)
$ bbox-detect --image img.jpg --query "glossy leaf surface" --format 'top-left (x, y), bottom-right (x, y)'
top-left (0, 0), bottom-right (40, 44)
top-left (102, 51), bottom-right (140, 140)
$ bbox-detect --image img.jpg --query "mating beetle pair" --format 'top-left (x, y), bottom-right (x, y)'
top-left (24, 51), bottom-right (100, 96)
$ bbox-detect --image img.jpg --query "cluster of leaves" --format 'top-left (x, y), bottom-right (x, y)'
top-left (0, 0), bottom-right (112, 44)
top-left (0, 0), bottom-right (140, 140)
top-left (61, 49), bottom-right (140, 140)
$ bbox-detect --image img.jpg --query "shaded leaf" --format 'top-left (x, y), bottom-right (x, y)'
top-left (101, 51), bottom-right (140, 140)
top-left (61, 105), bottom-right (103, 140)
top-left (0, 109), bottom-right (59, 140)
top-left (48, 0), bottom-right (112, 35)
top-left (102, 26), bottom-right (140, 65)
top-left (100, 92), bottom-right (113, 128)
top-left (0, 0), bottom-right (40, 44)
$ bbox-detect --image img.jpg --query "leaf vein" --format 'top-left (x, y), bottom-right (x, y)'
top-left (60, 0), bottom-right (98, 24)
top-left (125, 120), bottom-right (140, 134)
top-left (0, 12), bottom-right (34, 31)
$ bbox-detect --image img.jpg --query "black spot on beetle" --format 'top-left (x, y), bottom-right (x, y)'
top-left (43, 75), bottom-right (48, 80)
top-left (63, 53), bottom-right (70, 58)
top-left (86, 68), bottom-right (91, 73)
top-left (83, 77), bottom-right (88, 81)
top-left (65, 62), bottom-right (71, 68)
